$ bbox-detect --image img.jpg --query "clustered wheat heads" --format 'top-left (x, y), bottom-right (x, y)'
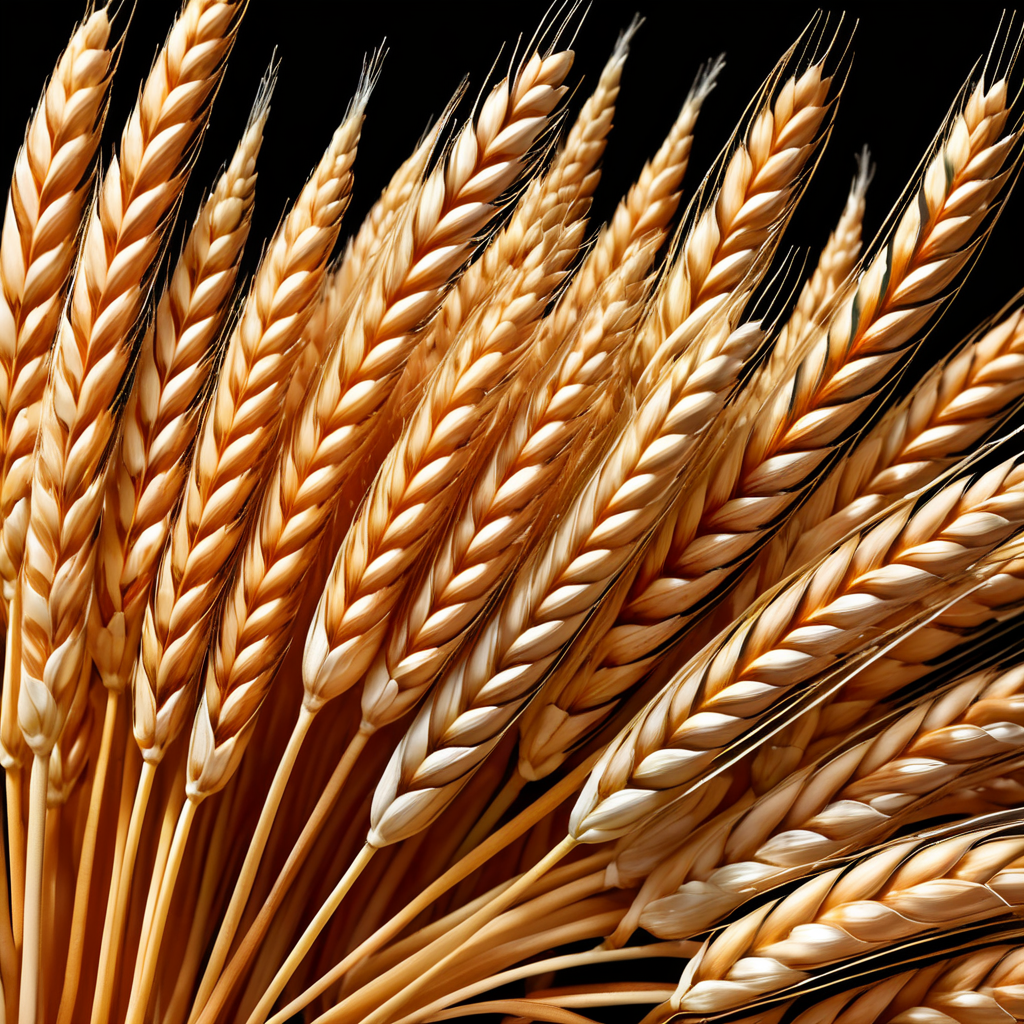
top-left (4, 4), bottom-right (1024, 1024)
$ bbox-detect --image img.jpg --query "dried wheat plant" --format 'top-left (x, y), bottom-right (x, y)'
top-left (3, 2), bottom-right (1024, 1024)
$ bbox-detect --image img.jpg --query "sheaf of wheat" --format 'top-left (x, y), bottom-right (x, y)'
top-left (1, 3), bottom-right (1024, 1024)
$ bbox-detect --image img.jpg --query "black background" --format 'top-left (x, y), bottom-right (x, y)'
top-left (4, 1), bottom-right (1022, 361)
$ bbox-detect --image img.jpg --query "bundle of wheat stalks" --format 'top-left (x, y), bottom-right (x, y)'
top-left (5, 2), bottom-right (1024, 1023)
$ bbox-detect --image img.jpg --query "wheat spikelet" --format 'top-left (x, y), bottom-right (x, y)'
top-left (0, 9), bottom-right (115, 625)
top-left (569, 458), bottom-right (1024, 845)
top-left (89, 83), bottom-right (268, 697)
top-left (564, 74), bottom-right (1018, 755)
top-left (131, 85), bottom-right (365, 767)
top-left (670, 825), bottom-right (1024, 1014)
top-left (621, 662), bottom-right (1024, 943)
top-left (764, 144), bottom-right (872, 378)
top-left (368, 309), bottom-right (763, 849)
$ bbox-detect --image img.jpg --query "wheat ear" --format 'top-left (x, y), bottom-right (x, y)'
top-left (90, 82), bottom-right (269, 696)
top-left (131, 81), bottom-right (365, 769)
top-left (621, 662), bottom-right (1024, 943)
top-left (670, 825), bottom-right (1024, 1014)
top-left (568, 74), bottom-right (1017, 746)
top-left (0, 9), bottom-right (115, 951)
top-left (184, 48), bottom-right (575, 1024)
top-left (634, 52), bottom-right (834, 389)
top-left (0, 8), bottom-right (115, 623)
top-left (283, 109), bottom-right (447, 421)
top-left (764, 144), bottom-right (872, 379)
top-left (787, 303), bottom-right (1024, 576)
top-left (406, 30), bottom-right (629, 387)
top-left (569, 458), bottom-right (1024, 846)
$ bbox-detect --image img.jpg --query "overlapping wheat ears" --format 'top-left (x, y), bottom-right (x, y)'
top-left (4, 2), bottom-right (1024, 1023)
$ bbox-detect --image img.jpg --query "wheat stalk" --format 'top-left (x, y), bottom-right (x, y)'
top-left (565, 74), bottom-right (1017, 750)
top-left (670, 823), bottom-right (1024, 1014)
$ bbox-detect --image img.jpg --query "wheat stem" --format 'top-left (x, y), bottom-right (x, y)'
top-left (55, 688), bottom-right (117, 1024)
top-left (124, 799), bottom-right (198, 1024)
top-left (246, 843), bottom-right (378, 1024)
top-left (91, 759), bottom-right (155, 1024)
top-left (17, 754), bottom-right (47, 1024)
top-left (188, 704), bottom-right (317, 1019)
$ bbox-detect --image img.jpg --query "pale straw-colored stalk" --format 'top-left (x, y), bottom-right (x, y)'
top-left (0, 8), bottom-right (115, 622)
top-left (613, 662), bottom-right (1024, 944)
top-left (550, 74), bottom-right (1018, 779)
top-left (186, 45), bottom-right (575, 1024)
top-left (569, 458), bottom-right (1024, 847)
top-left (10, 3), bottom-right (243, 1021)
top-left (669, 824), bottom-right (1024, 1014)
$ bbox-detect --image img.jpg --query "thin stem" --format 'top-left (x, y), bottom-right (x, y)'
top-left (125, 798), bottom-right (198, 1024)
top-left (18, 755), bottom-right (48, 1024)
top-left (132, 773), bottom-right (183, 993)
top-left (451, 771), bottom-right (526, 867)
top-left (245, 842), bottom-right (377, 1024)
top-left (193, 726), bottom-right (369, 1024)
top-left (91, 757), bottom-right (156, 1024)
top-left (163, 780), bottom-right (236, 1024)
top-left (189, 705), bottom-right (317, 1021)
top-left (267, 755), bottom-right (597, 1024)
top-left (390, 942), bottom-right (696, 1024)
top-left (41, 803), bottom-right (60, 1020)
top-left (347, 837), bottom-right (579, 1024)
top-left (422, 998), bottom-right (600, 1024)
top-left (56, 689), bottom-right (118, 1024)
top-left (4, 770), bottom-right (23, 954)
